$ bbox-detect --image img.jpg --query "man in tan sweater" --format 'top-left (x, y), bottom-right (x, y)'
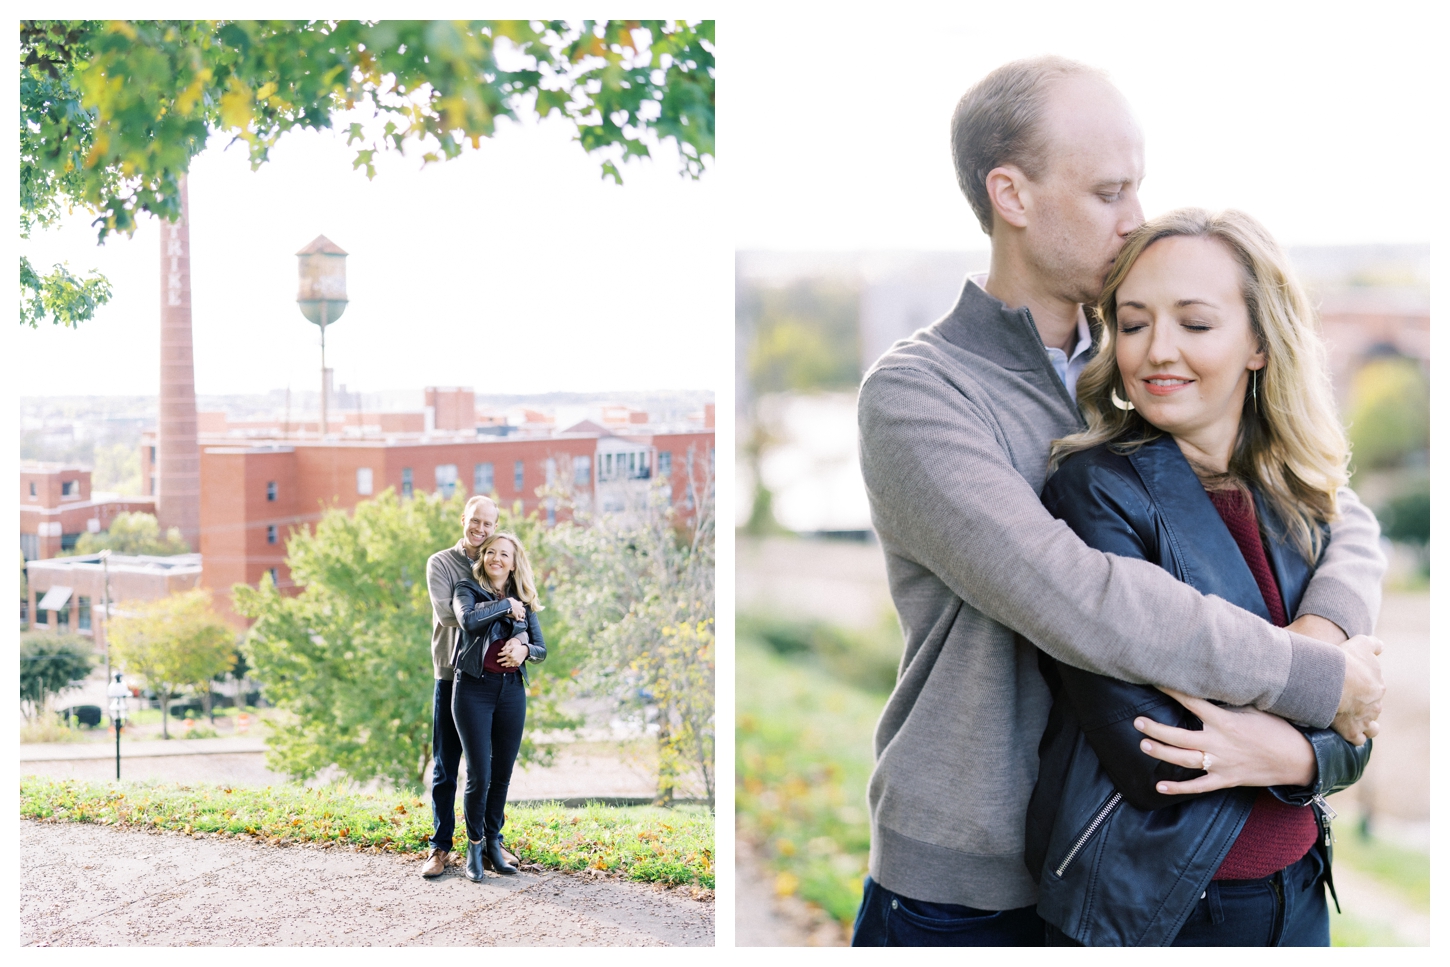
top-left (853, 56), bottom-right (1386, 944)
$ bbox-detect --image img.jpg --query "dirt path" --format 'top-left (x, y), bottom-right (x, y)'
top-left (21, 820), bottom-right (712, 946)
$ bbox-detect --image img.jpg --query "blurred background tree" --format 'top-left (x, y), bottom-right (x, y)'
top-left (1347, 357), bottom-right (1430, 474)
top-left (70, 511), bottom-right (190, 556)
top-left (21, 19), bottom-right (714, 328)
top-left (546, 460), bottom-right (716, 804)
top-left (19, 632), bottom-right (95, 721)
top-left (109, 588), bottom-right (235, 739)
top-left (737, 278), bottom-right (860, 534)
top-left (235, 490), bottom-right (581, 788)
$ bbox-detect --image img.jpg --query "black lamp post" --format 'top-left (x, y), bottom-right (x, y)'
top-left (106, 672), bottom-right (129, 781)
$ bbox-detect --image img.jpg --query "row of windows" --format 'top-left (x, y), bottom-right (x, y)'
top-left (376, 461), bottom-right (532, 499)
top-left (257, 449), bottom-right (695, 504)
top-left (29, 595), bottom-right (91, 631)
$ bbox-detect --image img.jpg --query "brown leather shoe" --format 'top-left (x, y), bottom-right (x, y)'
top-left (420, 847), bottom-right (449, 878)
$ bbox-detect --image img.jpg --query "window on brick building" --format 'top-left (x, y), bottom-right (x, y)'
top-left (266, 481), bottom-right (277, 501)
top-left (267, 568), bottom-right (279, 585)
top-left (60, 533), bottom-right (80, 552)
top-left (78, 596), bottom-right (91, 631)
top-left (20, 534), bottom-right (38, 561)
top-left (35, 604), bottom-right (47, 626)
top-left (57, 604), bottom-right (70, 630)
top-left (401, 468), bottom-right (414, 498)
top-left (267, 525), bottom-right (278, 544)
top-left (514, 461), bottom-right (524, 492)
top-left (29, 482), bottom-right (36, 497)
top-left (658, 451), bottom-right (672, 476)
top-left (435, 464), bottom-right (458, 498)
top-left (475, 462), bottom-right (494, 494)
top-left (62, 480), bottom-right (78, 496)
top-left (573, 456), bottom-right (591, 486)
top-left (357, 467), bottom-right (373, 495)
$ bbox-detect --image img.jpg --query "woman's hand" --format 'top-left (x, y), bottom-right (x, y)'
top-left (1133, 687), bottom-right (1316, 795)
top-left (507, 598), bottom-right (526, 621)
top-left (497, 638), bottom-right (529, 667)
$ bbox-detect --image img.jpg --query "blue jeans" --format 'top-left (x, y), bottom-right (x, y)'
top-left (1043, 849), bottom-right (1330, 946)
top-left (851, 876), bottom-right (1045, 946)
top-left (451, 670), bottom-right (527, 845)
top-left (427, 677), bottom-right (463, 852)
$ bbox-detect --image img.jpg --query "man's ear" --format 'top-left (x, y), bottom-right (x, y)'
top-left (985, 165), bottom-right (1030, 231)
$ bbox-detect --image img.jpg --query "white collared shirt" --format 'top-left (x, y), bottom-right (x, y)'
top-left (968, 273), bottom-right (1092, 400)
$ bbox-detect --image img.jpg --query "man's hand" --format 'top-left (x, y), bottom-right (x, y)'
top-left (1333, 634), bottom-right (1384, 746)
top-left (497, 638), bottom-right (528, 667)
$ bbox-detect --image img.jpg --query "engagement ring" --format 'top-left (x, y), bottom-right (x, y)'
top-left (1200, 752), bottom-right (1214, 773)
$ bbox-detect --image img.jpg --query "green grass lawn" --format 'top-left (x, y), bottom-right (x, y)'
top-left (736, 628), bottom-right (884, 925)
top-left (21, 776), bottom-right (713, 889)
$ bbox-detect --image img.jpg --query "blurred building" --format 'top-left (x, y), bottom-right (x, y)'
top-left (23, 552), bottom-right (203, 651)
top-left (19, 462), bottom-right (155, 561)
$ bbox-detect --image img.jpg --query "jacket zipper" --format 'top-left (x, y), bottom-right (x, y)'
top-left (1312, 793), bottom-right (1336, 847)
top-left (1054, 791), bottom-right (1122, 877)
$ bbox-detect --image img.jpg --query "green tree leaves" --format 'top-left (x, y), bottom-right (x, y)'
top-left (234, 488), bottom-right (460, 786)
top-left (19, 19), bottom-right (714, 327)
top-left (70, 512), bottom-right (190, 557)
top-left (20, 632), bottom-right (96, 721)
top-left (108, 588), bottom-right (236, 739)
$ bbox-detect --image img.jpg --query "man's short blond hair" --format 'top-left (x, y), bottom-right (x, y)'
top-left (951, 55), bottom-right (1108, 235)
top-left (462, 494), bottom-right (497, 520)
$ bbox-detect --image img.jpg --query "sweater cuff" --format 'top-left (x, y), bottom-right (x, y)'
top-left (1265, 632), bottom-right (1345, 728)
top-left (1295, 573), bottom-right (1374, 640)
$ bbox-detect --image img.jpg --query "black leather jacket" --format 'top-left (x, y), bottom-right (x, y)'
top-left (1026, 435), bottom-right (1370, 946)
top-left (450, 579), bottom-right (546, 683)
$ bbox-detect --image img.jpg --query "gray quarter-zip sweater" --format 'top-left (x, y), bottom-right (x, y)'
top-left (857, 278), bottom-right (1384, 910)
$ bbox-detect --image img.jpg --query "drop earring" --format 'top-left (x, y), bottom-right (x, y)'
top-left (1251, 368), bottom-right (1259, 414)
top-left (1110, 386), bottom-right (1135, 411)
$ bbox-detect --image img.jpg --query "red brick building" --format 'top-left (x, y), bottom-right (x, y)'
top-left (185, 423), bottom-right (713, 625)
top-left (20, 462), bottom-right (156, 561)
top-left (24, 553), bottom-right (203, 652)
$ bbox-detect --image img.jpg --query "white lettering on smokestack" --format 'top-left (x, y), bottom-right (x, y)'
top-left (157, 176), bottom-right (201, 552)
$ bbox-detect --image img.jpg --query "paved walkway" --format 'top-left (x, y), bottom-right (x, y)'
top-left (22, 820), bottom-right (713, 946)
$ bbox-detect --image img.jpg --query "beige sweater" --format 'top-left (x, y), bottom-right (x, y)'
top-left (426, 540), bottom-right (475, 679)
top-left (857, 279), bottom-right (1385, 910)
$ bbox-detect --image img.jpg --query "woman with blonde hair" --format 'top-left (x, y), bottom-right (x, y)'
top-left (450, 530), bottom-right (546, 881)
top-left (1027, 208), bottom-right (1371, 945)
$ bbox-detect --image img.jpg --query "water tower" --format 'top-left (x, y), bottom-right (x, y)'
top-left (296, 236), bottom-right (348, 435)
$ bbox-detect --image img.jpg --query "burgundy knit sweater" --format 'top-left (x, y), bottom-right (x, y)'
top-left (1206, 487), bottom-right (1319, 880)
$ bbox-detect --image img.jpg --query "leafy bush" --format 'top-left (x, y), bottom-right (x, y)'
top-left (19, 632), bottom-right (94, 720)
top-left (71, 512), bottom-right (190, 556)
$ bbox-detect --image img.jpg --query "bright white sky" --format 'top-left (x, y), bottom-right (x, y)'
top-left (17, 108), bottom-right (727, 397)
top-left (727, 0), bottom-right (1436, 252)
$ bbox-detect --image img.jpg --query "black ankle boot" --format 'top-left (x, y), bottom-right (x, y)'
top-left (465, 839), bottom-right (486, 881)
top-left (487, 837), bottom-right (518, 875)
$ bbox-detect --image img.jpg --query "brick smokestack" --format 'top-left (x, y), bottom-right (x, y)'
top-left (157, 175), bottom-right (201, 551)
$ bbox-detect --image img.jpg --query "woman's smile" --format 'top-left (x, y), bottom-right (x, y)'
top-left (1141, 375), bottom-right (1195, 395)
top-left (1114, 234), bottom-right (1265, 473)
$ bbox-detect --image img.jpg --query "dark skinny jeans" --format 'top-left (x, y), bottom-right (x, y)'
top-left (427, 677), bottom-right (464, 852)
top-left (451, 669), bottom-right (527, 846)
